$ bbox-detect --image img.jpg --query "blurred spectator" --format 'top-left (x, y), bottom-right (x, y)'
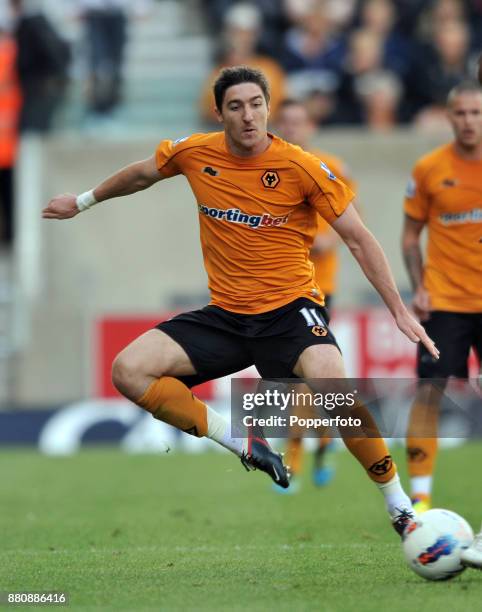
top-left (11, 0), bottom-right (70, 133)
top-left (408, 19), bottom-right (472, 121)
top-left (75, 0), bottom-right (130, 117)
top-left (467, 0), bottom-right (482, 46)
top-left (279, 0), bottom-right (346, 123)
top-left (284, 0), bottom-right (357, 33)
top-left (390, 0), bottom-right (428, 35)
top-left (280, 1), bottom-right (346, 76)
top-left (358, 0), bottom-right (413, 78)
top-left (355, 69), bottom-right (403, 129)
top-left (323, 0), bottom-right (358, 32)
top-left (303, 89), bottom-right (338, 125)
top-left (199, 3), bottom-right (286, 125)
top-left (286, 73), bottom-right (339, 126)
top-left (201, 0), bottom-right (289, 57)
top-left (335, 28), bottom-right (403, 128)
top-left (417, 0), bottom-right (467, 40)
top-left (0, 12), bottom-right (20, 246)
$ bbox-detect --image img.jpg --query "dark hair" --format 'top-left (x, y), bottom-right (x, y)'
top-left (447, 80), bottom-right (482, 106)
top-left (213, 66), bottom-right (270, 111)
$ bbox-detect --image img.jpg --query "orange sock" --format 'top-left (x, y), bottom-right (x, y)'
top-left (344, 436), bottom-right (396, 483)
top-left (407, 384), bottom-right (440, 477)
top-left (137, 376), bottom-right (208, 437)
top-left (341, 401), bottom-right (396, 483)
top-left (286, 438), bottom-right (303, 476)
top-left (407, 438), bottom-right (438, 477)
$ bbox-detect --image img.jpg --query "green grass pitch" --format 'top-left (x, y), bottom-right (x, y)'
top-left (2, 444), bottom-right (481, 611)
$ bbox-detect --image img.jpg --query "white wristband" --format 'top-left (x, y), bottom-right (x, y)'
top-left (76, 190), bottom-right (97, 212)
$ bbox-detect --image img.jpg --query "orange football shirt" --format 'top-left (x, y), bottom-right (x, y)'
top-left (155, 132), bottom-right (354, 314)
top-left (404, 143), bottom-right (482, 313)
top-left (309, 150), bottom-right (356, 296)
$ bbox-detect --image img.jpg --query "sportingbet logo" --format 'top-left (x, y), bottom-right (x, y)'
top-left (439, 208), bottom-right (482, 225)
top-left (198, 204), bottom-right (289, 229)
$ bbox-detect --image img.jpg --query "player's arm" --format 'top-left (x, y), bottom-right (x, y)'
top-left (311, 196), bottom-right (362, 255)
top-left (311, 161), bottom-right (358, 256)
top-left (42, 154), bottom-right (162, 220)
top-left (401, 215), bottom-right (431, 320)
top-left (332, 203), bottom-right (439, 359)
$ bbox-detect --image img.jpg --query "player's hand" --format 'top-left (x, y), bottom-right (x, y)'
top-left (395, 309), bottom-right (439, 360)
top-left (412, 286), bottom-right (431, 321)
top-left (42, 194), bottom-right (80, 220)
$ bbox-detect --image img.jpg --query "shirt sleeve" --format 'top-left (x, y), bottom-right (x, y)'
top-left (299, 152), bottom-right (355, 223)
top-left (320, 155), bottom-right (357, 196)
top-left (155, 139), bottom-right (183, 179)
top-left (404, 161), bottom-right (430, 221)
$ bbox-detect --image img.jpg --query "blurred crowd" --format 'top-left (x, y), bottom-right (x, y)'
top-left (0, 0), bottom-right (150, 247)
top-left (200, 0), bottom-right (482, 130)
top-left (1, 0), bottom-right (482, 247)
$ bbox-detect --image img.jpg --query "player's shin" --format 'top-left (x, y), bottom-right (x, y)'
top-left (286, 437), bottom-right (303, 476)
top-left (137, 376), bottom-right (244, 454)
top-left (137, 376), bottom-right (208, 436)
top-left (340, 401), bottom-right (412, 520)
top-left (406, 385), bottom-right (440, 509)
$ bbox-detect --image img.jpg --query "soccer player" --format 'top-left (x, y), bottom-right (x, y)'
top-left (274, 98), bottom-right (357, 491)
top-left (402, 81), bottom-right (482, 516)
top-left (462, 53), bottom-right (482, 571)
top-left (43, 66), bottom-right (438, 534)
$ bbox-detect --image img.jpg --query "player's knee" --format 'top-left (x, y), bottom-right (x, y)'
top-left (111, 352), bottom-right (144, 398)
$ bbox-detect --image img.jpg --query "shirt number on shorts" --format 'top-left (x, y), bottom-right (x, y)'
top-left (299, 307), bottom-right (325, 327)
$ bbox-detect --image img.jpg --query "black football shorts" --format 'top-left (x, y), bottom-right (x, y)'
top-left (155, 297), bottom-right (338, 387)
top-left (417, 310), bottom-right (482, 378)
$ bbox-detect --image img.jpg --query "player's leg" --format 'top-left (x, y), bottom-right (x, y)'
top-left (276, 391), bottom-right (335, 492)
top-left (313, 433), bottom-right (336, 487)
top-left (253, 298), bottom-right (413, 532)
top-left (283, 384), bottom-right (334, 488)
top-left (293, 343), bottom-right (413, 533)
top-left (111, 310), bottom-right (289, 487)
top-left (112, 318), bottom-right (250, 454)
top-left (406, 382), bottom-right (442, 513)
top-left (273, 384), bottom-right (307, 493)
top-left (286, 437), bottom-right (303, 479)
top-left (311, 296), bottom-right (335, 486)
top-left (461, 521), bottom-right (482, 569)
top-left (407, 312), bottom-right (472, 511)
top-left (461, 319), bottom-right (482, 568)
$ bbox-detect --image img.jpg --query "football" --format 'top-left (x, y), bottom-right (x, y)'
top-left (402, 509), bottom-right (474, 581)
